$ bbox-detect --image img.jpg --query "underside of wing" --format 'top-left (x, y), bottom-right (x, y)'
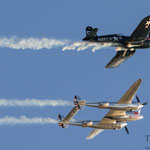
top-left (86, 109), bottom-right (125, 139)
top-left (103, 110), bottom-right (126, 118)
top-left (94, 110), bottom-right (125, 126)
top-left (86, 129), bottom-right (104, 140)
top-left (105, 50), bottom-right (136, 68)
top-left (129, 15), bottom-right (150, 42)
top-left (117, 79), bottom-right (142, 104)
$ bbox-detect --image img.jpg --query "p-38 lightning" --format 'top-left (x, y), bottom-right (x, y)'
top-left (83, 15), bottom-right (150, 68)
top-left (58, 79), bottom-right (147, 140)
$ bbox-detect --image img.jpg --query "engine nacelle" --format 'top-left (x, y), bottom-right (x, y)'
top-left (82, 121), bottom-right (93, 128)
top-left (99, 102), bottom-right (109, 108)
top-left (78, 100), bottom-right (86, 106)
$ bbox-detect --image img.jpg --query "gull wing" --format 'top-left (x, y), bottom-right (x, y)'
top-left (105, 50), bottom-right (136, 68)
top-left (129, 15), bottom-right (150, 42)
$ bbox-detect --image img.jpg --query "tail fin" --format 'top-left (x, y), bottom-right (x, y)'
top-left (83, 26), bottom-right (98, 41)
top-left (74, 95), bottom-right (81, 108)
top-left (57, 114), bottom-right (67, 128)
top-left (74, 95), bottom-right (85, 109)
top-left (57, 114), bottom-right (64, 121)
top-left (86, 26), bottom-right (94, 36)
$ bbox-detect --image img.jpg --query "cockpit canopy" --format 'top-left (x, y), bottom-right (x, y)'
top-left (117, 33), bottom-right (124, 36)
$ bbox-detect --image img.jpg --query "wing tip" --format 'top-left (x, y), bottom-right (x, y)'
top-left (105, 65), bottom-right (118, 69)
top-left (137, 78), bottom-right (143, 84)
top-left (105, 62), bottom-right (117, 68)
top-left (86, 136), bottom-right (93, 140)
top-left (105, 64), bottom-right (111, 68)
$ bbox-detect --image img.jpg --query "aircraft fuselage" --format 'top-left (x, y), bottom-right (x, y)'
top-left (98, 103), bottom-right (143, 111)
top-left (105, 111), bottom-right (143, 122)
top-left (83, 34), bottom-right (150, 50)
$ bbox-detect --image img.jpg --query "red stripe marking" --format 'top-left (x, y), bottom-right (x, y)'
top-left (134, 112), bottom-right (138, 115)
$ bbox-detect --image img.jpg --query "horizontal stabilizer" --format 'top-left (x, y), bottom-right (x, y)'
top-left (62, 106), bottom-right (79, 123)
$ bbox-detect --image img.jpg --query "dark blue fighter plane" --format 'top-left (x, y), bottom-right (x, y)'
top-left (83, 15), bottom-right (150, 68)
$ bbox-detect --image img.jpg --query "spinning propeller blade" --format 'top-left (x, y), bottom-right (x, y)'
top-left (125, 126), bottom-right (129, 134)
top-left (136, 95), bottom-right (140, 103)
top-left (142, 102), bottom-right (148, 105)
top-left (136, 95), bottom-right (147, 105)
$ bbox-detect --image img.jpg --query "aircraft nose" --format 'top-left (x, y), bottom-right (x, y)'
top-left (121, 122), bottom-right (127, 128)
top-left (139, 104), bottom-right (144, 109)
top-left (124, 122), bottom-right (127, 126)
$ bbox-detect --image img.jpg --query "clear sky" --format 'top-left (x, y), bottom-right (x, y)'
top-left (0, 0), bottom-right (149, 150)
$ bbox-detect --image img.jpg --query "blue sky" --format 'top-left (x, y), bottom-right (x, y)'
top-left (0, 0), bottom-right (149, 149)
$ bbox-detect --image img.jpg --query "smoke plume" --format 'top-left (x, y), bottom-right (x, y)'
top-left (0, 37), bottom-right (110, 52)
top-left (0, 99), bottom-right (72, 107)
top-left (0, 116), bottom-right (58, 126)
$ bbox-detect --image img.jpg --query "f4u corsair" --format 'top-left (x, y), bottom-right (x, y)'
top-left (58, 79), bottom-right (147, 140)
top-left (83, 15), bottom-right (150, 68)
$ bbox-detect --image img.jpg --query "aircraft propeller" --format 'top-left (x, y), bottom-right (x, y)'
top-left (136, 95), bottom-right (147, 105)
top-left (125, 126), bottom-right (129, 134)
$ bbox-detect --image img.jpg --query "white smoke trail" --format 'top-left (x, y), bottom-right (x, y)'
top-left (0, 37), bottom-right (69, 50)
top-left (0, 116), bottom-right (58, 126)
top-left (0, 37), bottom-right (110, 52)
top-left (0, 99), bottom-right (73, 107)
top-left (62, 41), bottom-right (111, 52)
